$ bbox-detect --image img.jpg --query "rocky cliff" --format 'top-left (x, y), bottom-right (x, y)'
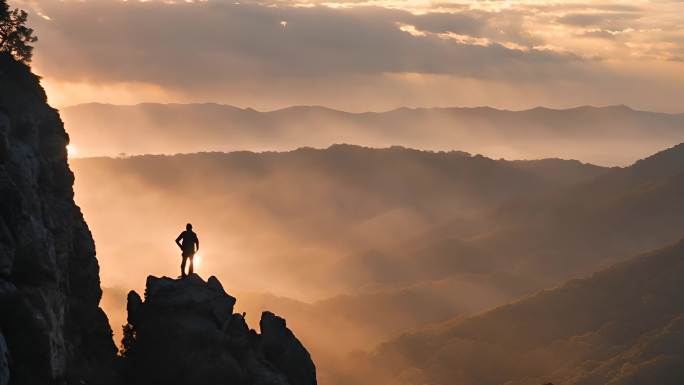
top-left (123, 274), bottom-right (316, 385)
top-left (0, 52), bottom-right (117, 385)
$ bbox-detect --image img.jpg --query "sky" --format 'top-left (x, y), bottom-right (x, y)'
top-left (12, 0), bottom-right (684, 112)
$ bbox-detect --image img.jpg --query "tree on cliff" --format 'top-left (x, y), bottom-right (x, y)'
top-left (0, 0), bottom-right (37, 64)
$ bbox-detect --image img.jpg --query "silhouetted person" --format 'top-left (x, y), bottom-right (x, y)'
top-left (176, 223), bottom-right (199, 278)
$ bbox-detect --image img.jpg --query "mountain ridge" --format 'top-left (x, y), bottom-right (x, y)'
top-left (370, 237), bottom-right (684, 385)
top-left (63, 102), bottom-right (682, 116)
top-left (61, 103), bottom-right (684, 165)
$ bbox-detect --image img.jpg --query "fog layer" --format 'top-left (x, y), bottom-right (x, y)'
top-left (71, 144), bottom-right (684, 384)
top-left (62, 104), bottom-right (684, 166)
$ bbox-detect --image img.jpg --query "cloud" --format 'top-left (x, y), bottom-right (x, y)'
top-left (579, 30), bottom-right (618, 40)
top-left (26, 1), bottom-right (582, 85)
top-left (10, 0), bottom-right (684, 112)
top-left (406, 11), bottom-right (485, 35)
top-left (557, 12), bottom-right (642, 28)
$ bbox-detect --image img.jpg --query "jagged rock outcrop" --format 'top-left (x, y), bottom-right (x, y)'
top-left (0, 53), bottom-right (117, 384)
top-left (123, 274), bottom-right (317, 385)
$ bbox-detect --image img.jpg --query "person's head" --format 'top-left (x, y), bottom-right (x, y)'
top-left (186, 223), bottom-right (192, 231)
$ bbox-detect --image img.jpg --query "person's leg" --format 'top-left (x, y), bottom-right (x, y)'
top-left (181, 254), bottom-right (188, 277)
top-left (188, 254), bottom-right (194, 275)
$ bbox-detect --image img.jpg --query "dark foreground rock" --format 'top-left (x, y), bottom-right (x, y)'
top-left (0, 53), bottom-right (117, 385)
top-left (123, 274), bottom-right (317, 385)
top-left (0, 331), bottom-right (8, 385)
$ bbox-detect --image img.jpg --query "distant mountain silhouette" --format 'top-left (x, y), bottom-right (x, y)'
top-left (370, 238), bottom-right (684, 385)
top-left (482, 143), bottom-right (684, 275)
top-left (61, 103), bottom-right (684, 165)
top-left (507, 158), bottom-right (610, 186)
top-left (352, 143), bottom-right (684, 289)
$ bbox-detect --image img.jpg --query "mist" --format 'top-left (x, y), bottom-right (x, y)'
top-left (70, 143), bottom-right (684, 385)
top-left (62, 103), bottom-right (684, 166)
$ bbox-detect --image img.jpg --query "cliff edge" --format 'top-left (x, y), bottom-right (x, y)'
top-left (0, 52), bottom-right (117, 385)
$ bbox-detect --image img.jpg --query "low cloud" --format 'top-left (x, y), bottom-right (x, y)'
top-left (557, 12), bottom-right (642, 28)
top-left (10, 0), bottom-right (684, 112)
top-left (26, 2), bottom-right (581, 84)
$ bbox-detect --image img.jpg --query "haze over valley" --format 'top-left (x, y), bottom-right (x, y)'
top-left (72, 143), bottom-right (684, 385)
top-left (3, 0), bottom-right (684, 384)
top-left (63, 103), bottom-right (684, 166)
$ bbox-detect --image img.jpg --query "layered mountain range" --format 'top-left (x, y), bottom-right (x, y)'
top-left (62, 103), bottom-right (684, 165)
top-left (370, 238), bottom-right (684, 385)
top-left (71, 141), bottom-right (684, 385)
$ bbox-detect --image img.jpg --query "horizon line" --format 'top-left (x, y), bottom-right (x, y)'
top-left (58, 102), bottom-right (684, 116)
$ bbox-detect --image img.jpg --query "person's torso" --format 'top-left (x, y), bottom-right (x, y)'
top-left (181, 231), bottom-right (197, 252)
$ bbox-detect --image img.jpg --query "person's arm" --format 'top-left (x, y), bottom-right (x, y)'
top-left (194, 235), bottom-right (200, 252)
top-left (175, 232), bottom-right (184, 250)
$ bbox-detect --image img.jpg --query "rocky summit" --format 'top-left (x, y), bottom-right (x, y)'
top-left (123, 274), bottom-right (317, 385)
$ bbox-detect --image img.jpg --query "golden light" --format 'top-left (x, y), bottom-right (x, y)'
top-left (193, 253), bottom-right (202, 269)
top-left (66, 145), bottom-right (77, 157)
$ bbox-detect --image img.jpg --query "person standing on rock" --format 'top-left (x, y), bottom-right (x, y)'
top-left (175, 223), bottom-right (199, 278)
